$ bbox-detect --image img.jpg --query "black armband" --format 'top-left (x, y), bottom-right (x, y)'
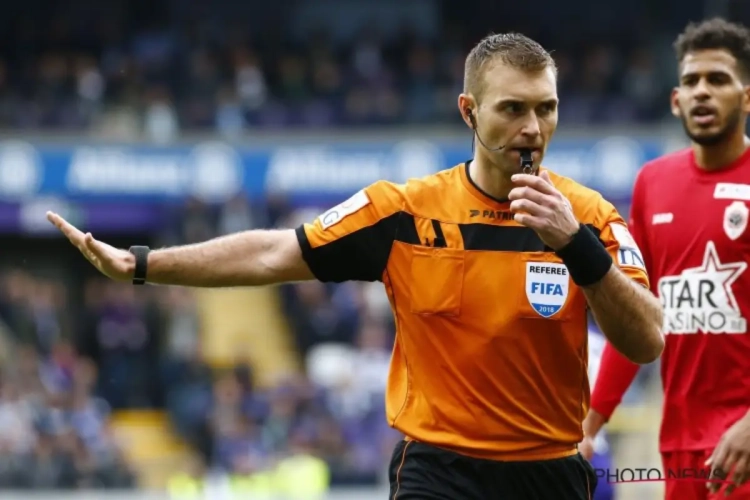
top-left (128, 246), bottom-right (150, 285)
top-left (555, 224), bottom-right (612, 287)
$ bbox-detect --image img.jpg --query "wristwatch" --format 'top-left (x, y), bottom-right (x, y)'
top-left (128, 246), bottom-right (150, 285)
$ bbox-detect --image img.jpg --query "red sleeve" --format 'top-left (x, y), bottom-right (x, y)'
top-left (590, 168), bottom-right (649, 420)
top-left (590, 341), bottom-right (641, 420)
top-left (627, 168), bottom-right (652, 276)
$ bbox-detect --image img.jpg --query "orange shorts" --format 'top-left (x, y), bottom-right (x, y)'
top-left (662, 450), bottom-right (750, 500)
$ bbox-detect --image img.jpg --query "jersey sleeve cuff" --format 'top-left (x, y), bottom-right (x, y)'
top-left (619, 268), bottom-right (649, 290)
top-left (295, 225), bottom-right (324, 282)
top-left (589, 395), bottom-right (617, 422)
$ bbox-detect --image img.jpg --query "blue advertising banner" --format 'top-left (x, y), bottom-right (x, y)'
top-left (0, 135), bottom-right (677, 232)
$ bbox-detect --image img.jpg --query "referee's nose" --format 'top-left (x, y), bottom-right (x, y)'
top-left (519, 112), bottom-right (542, 140)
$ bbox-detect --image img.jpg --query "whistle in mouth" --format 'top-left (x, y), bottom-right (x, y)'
top-left (519, 149), bottom-right (534, 174)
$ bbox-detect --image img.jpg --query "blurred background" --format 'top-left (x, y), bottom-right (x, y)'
top-left (0, 0), bottom-right (746, 498)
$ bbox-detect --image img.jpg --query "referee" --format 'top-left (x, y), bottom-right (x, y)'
top-left (48, 32), bottom-right (664, 500)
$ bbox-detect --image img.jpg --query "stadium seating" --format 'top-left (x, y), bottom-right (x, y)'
top-left (109, 411), bottom-right (199, 489)
top-left (194, 288), bottom-right (300, 386)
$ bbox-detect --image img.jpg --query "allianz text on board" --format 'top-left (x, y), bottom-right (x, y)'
top-left (0, 134), bottom-right (668, 204)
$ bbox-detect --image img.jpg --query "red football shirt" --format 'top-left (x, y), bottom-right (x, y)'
top-left (591, 146), bottom-right (750, 452)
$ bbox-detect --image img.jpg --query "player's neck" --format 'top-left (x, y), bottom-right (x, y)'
top-left (470, 155), bottom-right (514, 201)
top-left (693, 132), bottom-right (750, 171)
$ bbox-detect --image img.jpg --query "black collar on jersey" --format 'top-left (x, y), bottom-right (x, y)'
top-left (464, 160), bottom-right (510, 204)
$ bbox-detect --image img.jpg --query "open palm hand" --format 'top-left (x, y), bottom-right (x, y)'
top-left (47, 211), bottom-right (134, 282)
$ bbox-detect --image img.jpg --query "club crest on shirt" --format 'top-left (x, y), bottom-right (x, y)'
top-left (525, 262), bottom-right (569, 318)
top-left (723, 201), bottom-right (749, 241)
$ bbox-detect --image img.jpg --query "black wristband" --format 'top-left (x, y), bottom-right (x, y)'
top-left (555, 224), bottom-right (612, 287)
top-left (128, 246), bottom-right (150, 285)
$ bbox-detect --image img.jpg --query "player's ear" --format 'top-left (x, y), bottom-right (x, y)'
top-left (669, 88), bottom-right (681, 118)
top-left (742, 83), bottom-right (750, 114)
top-left (458, 94), bottom-right (475, 130)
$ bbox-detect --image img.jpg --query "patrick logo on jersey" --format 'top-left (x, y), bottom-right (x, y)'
top-left (658, 241), bottom-right (747, 334)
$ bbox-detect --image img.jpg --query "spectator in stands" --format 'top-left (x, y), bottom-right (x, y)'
top-left (143, 86), bottom-right (179, 144)
top-left (14, 426), bottom-right (78, 489)
top-left (218, 193), bottom-right (260, 236)
top-left (260, 382), bottom-right (300, 457)
top-left (264, 193), bottom-right (294, 229)
top-left (0, 378), bottom-right (37, 461)
top-left (0, 259), bottom-right (403, 490)
top-left (212, 415), bottom-right (269, 476)
top-left (0, 323), bottom-right (135, 490)
top-left (284, 281), bottom-right (360, 358)
top-left (159, 287), bottom-right (214, 462)
top-left (179, 197), bottom-right (217, 245)
top-left (0, 271), bottom-right (42, 347)
top-left (0, 0), bottom-right (712, 132)
top-left (160, 287), bottom-right (203, 380)
top-left (77, 281), bottom-right (163, 409)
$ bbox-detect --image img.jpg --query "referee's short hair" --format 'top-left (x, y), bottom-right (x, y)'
top-left (463, 33), bottom-right (556, 102)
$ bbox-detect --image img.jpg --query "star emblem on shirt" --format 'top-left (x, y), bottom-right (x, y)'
top-left (682, 241), bottom-right (747, 311)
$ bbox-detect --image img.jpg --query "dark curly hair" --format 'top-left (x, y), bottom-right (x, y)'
top-left (674, 18), bottom-right (750, 80)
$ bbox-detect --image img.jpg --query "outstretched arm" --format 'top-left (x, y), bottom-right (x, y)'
top-left (47, 180), bottom-right (406, 288)
top-left (146, 229), bottom-right (313, 286)
top-left (47, 212), bottom-right (313, 287)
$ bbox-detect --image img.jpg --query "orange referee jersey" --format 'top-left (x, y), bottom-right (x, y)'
top-left (295, 162), bottom-right (649, 461)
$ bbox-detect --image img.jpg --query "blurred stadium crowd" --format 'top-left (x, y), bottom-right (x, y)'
top-left (0, 0), bottom-right (738, 137)
top-left (0, 197), bottom-right (403, 490)
top-left (0, 0), bottom-right (715, 492)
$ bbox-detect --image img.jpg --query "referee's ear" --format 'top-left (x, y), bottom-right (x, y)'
top-left (458, 93), bottom-right (476, 129)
